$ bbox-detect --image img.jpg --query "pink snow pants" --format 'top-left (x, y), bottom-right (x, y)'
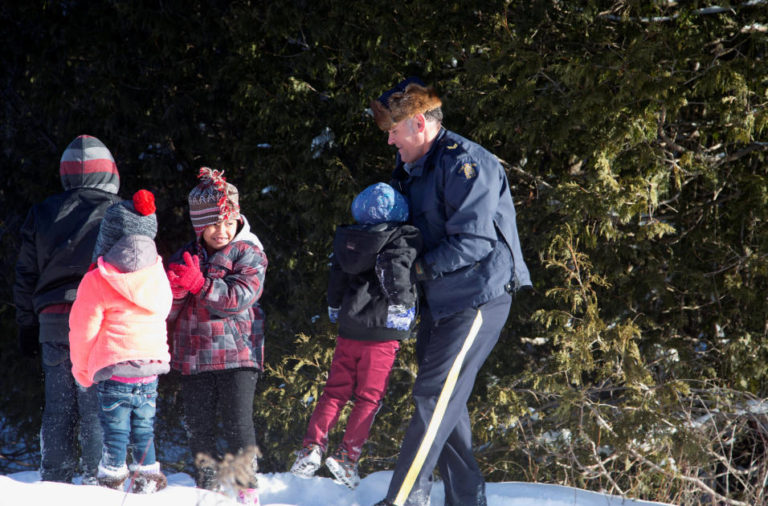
top-left (303, 336), bottom-right (399, 462)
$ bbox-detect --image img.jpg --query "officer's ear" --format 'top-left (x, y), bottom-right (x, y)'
top-left (412, 114), bottom-right (426, 133)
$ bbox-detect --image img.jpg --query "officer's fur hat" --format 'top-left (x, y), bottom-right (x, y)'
top-left (371, 77), bottom-right (442, 131)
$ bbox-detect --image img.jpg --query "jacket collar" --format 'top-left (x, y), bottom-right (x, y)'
top-left (393, 127), bottom-right (447, 180)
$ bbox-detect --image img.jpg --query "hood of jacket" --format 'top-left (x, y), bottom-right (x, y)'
top-left (96, 255), bottom-right (170, 313)
top-left (233, 215), bottom-right (265, 251)
top-left (196, 215), bottom-right (266, 265)
top-left (333, 223), bottom-right (399, 275)
top-left (59, 135), bottom-right (120, 194)
top-left (103, 235), bottom-right (158, 273)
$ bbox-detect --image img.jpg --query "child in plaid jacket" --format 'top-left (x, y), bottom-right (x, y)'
top-left (166, 167), bottom-right (267, 504)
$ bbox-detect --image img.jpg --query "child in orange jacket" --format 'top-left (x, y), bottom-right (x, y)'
top-left (69, 190), bottom-right (172, 493)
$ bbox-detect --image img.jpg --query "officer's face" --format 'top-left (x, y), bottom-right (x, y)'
top-left (388, 116), bottom-right (428, 163)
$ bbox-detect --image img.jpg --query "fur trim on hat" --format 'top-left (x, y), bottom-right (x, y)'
top-left (371, 82), bottom-right (442, 131)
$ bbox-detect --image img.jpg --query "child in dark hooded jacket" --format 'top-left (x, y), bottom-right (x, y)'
top-left (14, 134), bottom-right (122, 484)
top-left (290, 182), bottom-right (422, 489)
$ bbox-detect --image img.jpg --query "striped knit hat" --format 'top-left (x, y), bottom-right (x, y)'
top-left (59, 135), bottom-right (120, 193)
top-left (188, 167), bottom-right (241, 237)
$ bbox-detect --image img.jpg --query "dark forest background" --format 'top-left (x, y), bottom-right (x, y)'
top-left (1, 2), bottom-right (767, 504)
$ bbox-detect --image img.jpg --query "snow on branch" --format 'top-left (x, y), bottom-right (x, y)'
top-left (600, 1), bottom-right (767, 25)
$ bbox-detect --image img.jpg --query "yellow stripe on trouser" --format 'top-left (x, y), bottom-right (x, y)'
top-left (393, 309), bottom-right (484, 506)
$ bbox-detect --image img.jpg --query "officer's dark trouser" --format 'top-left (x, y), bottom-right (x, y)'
top-left (385, 292), bottom-right (512, 506)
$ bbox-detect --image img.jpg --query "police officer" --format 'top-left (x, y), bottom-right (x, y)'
top-left (370, 78), bottom-right (532, 506)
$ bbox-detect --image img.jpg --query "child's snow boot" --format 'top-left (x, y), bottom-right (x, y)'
top-left (80, 472), bottom-right (99, 486)
top-left (80, 462), bottom-right (100, 486)
top-left (289, 444), bottom-right (323, 477)
top-left (195, 463), bottom-right (219, 491)
top-left (130, 461), bottom-right (168, 494)
top-left (96, 463), bottom-right (129, 490)
top-left (237, 487), bottom-right (261, 505)
top-left (325, 447), bottom-right (360, 489)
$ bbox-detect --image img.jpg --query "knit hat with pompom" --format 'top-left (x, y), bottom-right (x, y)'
top-left (92, 189), bottom-right (158, 261)
top-left (187, 167), bottom-right (241, 237)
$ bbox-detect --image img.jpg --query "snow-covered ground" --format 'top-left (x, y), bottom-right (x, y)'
top-left (2, 469), bottom-right (674, 505)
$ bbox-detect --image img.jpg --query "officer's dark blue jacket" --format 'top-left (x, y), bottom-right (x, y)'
top-left (391, 128), bottom-right (531, 319)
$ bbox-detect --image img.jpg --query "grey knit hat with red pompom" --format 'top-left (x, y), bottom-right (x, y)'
top-left (92, 190), bottom-right (158, 261)
top-left (187, 167), bottom-right (241, 237)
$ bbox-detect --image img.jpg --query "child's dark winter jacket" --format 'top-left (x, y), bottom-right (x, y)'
top-left (167, 217), bottom-right (268, 375)
top-left (328, 222), bottom-right (422, 341)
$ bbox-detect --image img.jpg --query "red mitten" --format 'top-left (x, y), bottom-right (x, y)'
top-left (169, 252), bottom-right (205, 294)
top-left (167, 269), bottom-right (190, 299)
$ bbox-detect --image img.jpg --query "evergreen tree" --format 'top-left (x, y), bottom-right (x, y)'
top-left (1, 1), bottom-right (767, 502)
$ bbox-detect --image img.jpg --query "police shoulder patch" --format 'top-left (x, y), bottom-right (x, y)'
top-left (460, 162), bottom-right (477, 179)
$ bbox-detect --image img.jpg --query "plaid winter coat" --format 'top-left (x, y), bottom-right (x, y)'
top-left (167, 216), bottom-right (268, 375)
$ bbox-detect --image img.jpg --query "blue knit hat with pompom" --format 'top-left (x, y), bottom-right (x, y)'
top-left (351, 182), bottom-right (409, 224)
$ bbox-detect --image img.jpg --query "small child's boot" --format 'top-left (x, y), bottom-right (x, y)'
top-left (290, 444), bottom-right (323, 478)
top-left (325, 447), bottom-right (360, 489)
top-left (80, 462), bottom-right (100, 486)
top-left (130, 461), bottom-right (168, 494)
top-left (195, 463), bottom-right (219, 491)
top-left (97, 463), bottom-right (129, 490)
top-left (80, 471), bottom-right (99, 486)
top-left (237, 487), bottom-right (260, 505)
